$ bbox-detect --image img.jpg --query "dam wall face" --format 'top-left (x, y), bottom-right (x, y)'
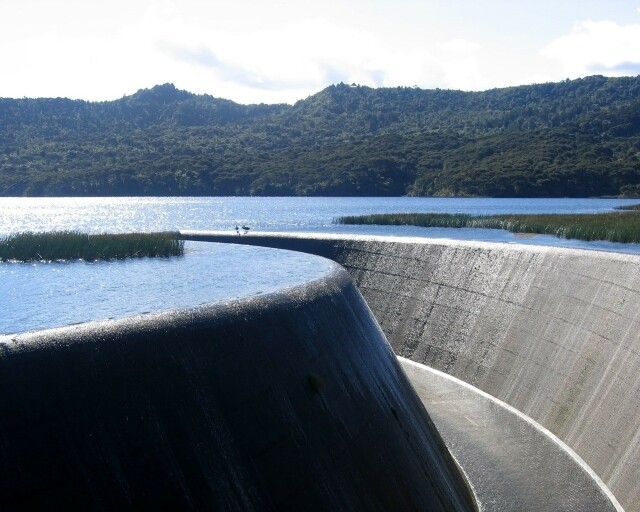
top-left (0, 267), bottom-right (474, 511)
top-left (188, 233), bottom-right (640, 511)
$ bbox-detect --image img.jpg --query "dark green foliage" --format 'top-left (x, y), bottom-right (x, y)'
top-left (0, 231), bottom-right (184, 262)
top-left (1, 77), bottom-right (640, 197)
top-left (335, 211), bottom-right (640, 243)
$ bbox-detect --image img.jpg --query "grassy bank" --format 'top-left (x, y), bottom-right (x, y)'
top-left (0, 231), bottom-right (184, 262)
top-left (335, 211), bottom-right (640, 244)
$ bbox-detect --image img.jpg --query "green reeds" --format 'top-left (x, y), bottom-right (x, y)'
top-left (335, 211), bottom-right (640, 244)
top-left (0, 231), bottom-right (184, 262)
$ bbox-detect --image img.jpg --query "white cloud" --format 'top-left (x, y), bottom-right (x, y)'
top-left (438, 39), bottom-right (482, 54)
top-left (540, 20), bottom-right (640, 77)
top-left (155, 17), bottom-right (393, 98)
top-left (0, 1), bottom-right (499, 102)
top-left (0, 5), bottom-right (172, 101)
top-left (435, 39), bottom-right (489, 90)
top-left (152, 12), bottom-right (491, 100)
top-left (0, 1), bottom-right (539, 103)
top-left (3, 1), bottom-right (640, 103)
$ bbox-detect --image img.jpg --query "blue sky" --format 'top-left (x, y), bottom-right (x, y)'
top-left (1, 0), bottom-right (639, 104)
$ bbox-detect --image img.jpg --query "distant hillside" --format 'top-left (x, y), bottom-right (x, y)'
top-left (1, 76), bottom-right (639, 197)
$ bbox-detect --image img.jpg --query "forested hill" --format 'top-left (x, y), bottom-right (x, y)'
top-left (1, 75), bottom-right (640, 197)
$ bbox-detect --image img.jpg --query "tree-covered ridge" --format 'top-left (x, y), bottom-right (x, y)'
top-left (1, 76), bottom-right (639, 197)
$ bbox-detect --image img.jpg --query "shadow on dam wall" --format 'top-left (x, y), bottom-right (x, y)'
top-left (181, 231), bottom-right (640, 512)
top-left (0, 267), bottom-right (475, 510)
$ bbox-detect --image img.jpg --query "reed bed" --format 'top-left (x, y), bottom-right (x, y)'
top-left (0, 231), bottom-right (184, 262)
top-left (335, 211), bottom-right (640, 244)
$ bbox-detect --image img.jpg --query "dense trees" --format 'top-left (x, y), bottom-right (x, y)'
top-left (1, 76), bottom-right (639, 197)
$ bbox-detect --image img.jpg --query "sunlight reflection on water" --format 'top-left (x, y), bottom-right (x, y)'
top-left (2, 197), bottom-right (640, 333)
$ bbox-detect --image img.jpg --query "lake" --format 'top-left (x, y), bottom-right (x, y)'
top-left (2, 196), bottom-right (639, 334)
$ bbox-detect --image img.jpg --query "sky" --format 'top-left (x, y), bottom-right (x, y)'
top-left (1, 0), bottom-right (640, 105)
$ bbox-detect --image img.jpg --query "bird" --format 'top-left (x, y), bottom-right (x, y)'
top-left (242, 225), bottom-right (250, 234)
top-left (235, 225), bottom-right (240, 235)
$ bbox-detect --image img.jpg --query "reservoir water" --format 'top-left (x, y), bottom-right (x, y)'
top-left (2, 196), bottom-right (639, 334)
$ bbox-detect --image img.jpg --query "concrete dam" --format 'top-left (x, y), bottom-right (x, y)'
top-left (0, 264), bottom-right (475, 510)
top-left (2, 229), bottom-right (636, 510)
top-left (182, 231), bottom-right (639, 512)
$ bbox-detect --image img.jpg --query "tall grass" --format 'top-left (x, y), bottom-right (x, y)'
top-left (0, 231), bottom-right (184, 262)
top-left (335, 211), bottom-right (640, 244)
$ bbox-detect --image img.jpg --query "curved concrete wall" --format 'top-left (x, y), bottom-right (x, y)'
top-left (0, 267), bottom-right (475, 511)
top-left (187, 232), bottom-right (640, 511)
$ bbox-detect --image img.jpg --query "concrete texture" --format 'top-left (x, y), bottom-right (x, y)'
top-left (183, 231), bottom-right (640, 511)
top-left (0, 266), bottom-right (475, 511)
top-left (400, 358), bottom-right (622, 511)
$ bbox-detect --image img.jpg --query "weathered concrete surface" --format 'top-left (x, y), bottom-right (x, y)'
top-left (401, 358), bottom-right (622, 511)
top-left (183, 231), bottom-right (640, 511)
top-left (0, 266), bottom-right (475, 511)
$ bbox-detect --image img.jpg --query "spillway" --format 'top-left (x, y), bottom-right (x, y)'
top-left (0, 265), bottom-right (474, 510)
top-left (183, 231), bottom-right (639, 512)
